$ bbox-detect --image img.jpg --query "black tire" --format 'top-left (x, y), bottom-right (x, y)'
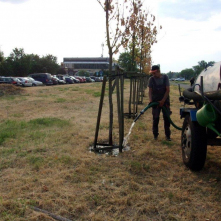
top-left (181, 115), bottom-right (207, 171)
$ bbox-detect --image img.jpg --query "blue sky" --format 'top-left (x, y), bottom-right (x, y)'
top-left (0, 0), bottom-right (221, 73)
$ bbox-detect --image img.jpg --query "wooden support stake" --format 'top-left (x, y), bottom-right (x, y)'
top-left (129, 78), bottom-right (132, 118)
top-left (94, 76), bottom-right (107, 149)
top-left (120, 74), bottom-right (124, 152)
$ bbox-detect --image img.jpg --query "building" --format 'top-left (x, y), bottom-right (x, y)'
top-left (62, 57), bottom-right (109, 75)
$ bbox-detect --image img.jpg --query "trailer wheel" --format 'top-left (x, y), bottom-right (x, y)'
top-left (181, 115), bottom-right (207, 171)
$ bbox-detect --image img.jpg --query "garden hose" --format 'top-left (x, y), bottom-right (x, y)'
top-left (134, 102), bottom-right (182, 130)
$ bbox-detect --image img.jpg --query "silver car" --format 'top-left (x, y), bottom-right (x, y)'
top-left (18, 77), bottom-right (33, 87)
top-left (27, 77), bottom-right (44, 86)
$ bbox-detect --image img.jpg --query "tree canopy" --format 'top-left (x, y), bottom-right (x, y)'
top-left (0, 48), bottom-right (60, 77)
top-left (164, 60), bottom-right (216, 80)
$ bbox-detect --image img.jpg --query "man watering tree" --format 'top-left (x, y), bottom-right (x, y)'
top-left (148, 65), bottom-right (171, 141)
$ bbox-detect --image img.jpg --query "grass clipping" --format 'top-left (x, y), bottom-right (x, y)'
top-left (0, 84), bottom-right (24, 96)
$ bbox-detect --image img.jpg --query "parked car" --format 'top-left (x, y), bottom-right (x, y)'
top-left (99, 77), bottom-right (103, 82)
top-left (18, 77), bottom-right (33, 87)
top-left (64, 76), bottom-right (74, 84)
top-left (80, 76), bottom-right (87, 83)
top-left (95, 77), bottom-right (102, 82)
top-left (53, 76), bottom-right (66, 84)
top-left (90, 76), bottom-right (101, 82)
top-left (70, 76), bottom-right (80, 83)
top-left (175, 78), bottom-right (185, 81)
top-left (85, 77), bottom-right (94, 82)
top-left (57, 75), bottom-right (66, 84)
top-left (51, 77), bottom-right (58, 85)
top-left (75, 76), bottom-right (84, 83)
top-left (0, 77), bottom-right (22, 86)
top-left (28, 73), bottom-right (53, 85)
top-left (27, 77), bottom-right (44, 86)
top-left (89, 76), bottom-right (96, 81)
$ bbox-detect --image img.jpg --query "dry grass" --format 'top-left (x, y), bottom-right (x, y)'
top-left (0, 82), bottom-right (221, 221)
top-left (0, 84), bottom-right (24, 96)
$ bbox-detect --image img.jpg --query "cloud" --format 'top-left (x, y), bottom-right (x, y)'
top-left (158, 0), bottom-right (221, 21)
top-left (0, 0), bottom-right (29, 3)
top-left (215, 26), bottom-right (221, 31)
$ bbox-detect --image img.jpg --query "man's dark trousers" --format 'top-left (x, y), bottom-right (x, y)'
top-left (152, 105), bottom-right (171, 138)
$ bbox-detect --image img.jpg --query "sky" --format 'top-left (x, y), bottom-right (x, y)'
top-left (0, 0), bottom-right (221, 73)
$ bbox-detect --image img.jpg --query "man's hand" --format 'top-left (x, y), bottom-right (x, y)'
top-left (158, 100), bottom-right (165, 107)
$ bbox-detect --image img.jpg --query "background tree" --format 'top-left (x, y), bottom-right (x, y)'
top-left (180, 68), bottom-right (195, 80)
top-left (0, 48), bottom-right (59, 76)
top-left (118, 52), bottom-right (134, 71)
top-left (192, 60), bottom-right (215, 77)
top-left (57, 68), bottom-right (67, 75)
top-left (0, 50), bottom-right (4, 63)
top-left (77, 70), bottom-right (90, 77)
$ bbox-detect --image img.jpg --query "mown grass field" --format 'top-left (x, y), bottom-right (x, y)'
top-left (0, 81), bottom-right (221, 221)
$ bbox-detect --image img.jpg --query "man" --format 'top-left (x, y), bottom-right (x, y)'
top-left (148, 65), bottom-right (171, 141)
top-left (190, 77), bottom-right (195, 86)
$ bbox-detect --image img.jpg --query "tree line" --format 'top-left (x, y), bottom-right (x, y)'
top-left (0, 48), bottom-right (64, 77)
top-left (165, 60), bottom-right (215, 80)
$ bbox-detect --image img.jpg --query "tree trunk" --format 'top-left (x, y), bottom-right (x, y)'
top-left (106, 0), bottom-right (113, 145)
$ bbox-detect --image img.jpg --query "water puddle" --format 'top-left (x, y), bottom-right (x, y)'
top-left (89, 145), bottom-right (131, 156)
top-left (90, 122), bottom-right (135, 156)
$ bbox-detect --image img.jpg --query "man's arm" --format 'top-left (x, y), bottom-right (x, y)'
top-left (149, 87), bottom-right (153, 103)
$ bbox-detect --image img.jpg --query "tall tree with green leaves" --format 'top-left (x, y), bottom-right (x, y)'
top-left (118, 52), bottom-right (135, 71)
top-left (0, 48), bottom-right (59, 76)
top-left (193, 60), bottom-right (215, 77)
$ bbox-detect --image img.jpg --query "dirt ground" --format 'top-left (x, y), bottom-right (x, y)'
top-left (0, 82), bottom-right (221, 221)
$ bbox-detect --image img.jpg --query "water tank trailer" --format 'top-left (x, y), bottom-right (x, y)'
top-left (179, 61), bottom-right (221, 171)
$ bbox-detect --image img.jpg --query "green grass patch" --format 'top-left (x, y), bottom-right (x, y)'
top-left (85, 89), bottom-right (101, 97)
top-left (2, 95), bottom-right (16, 100)
top-left (55, 98), bottom-right (67, 103)
top-left (59, 155), bottom-right (74, 165)
top-left (58, 87), bottom-right (71, 92)
top-left (28, 156), bottom-right (44, 170)
top-left (93, 91), bottom-right (101, 97)
top-left (72, 87), bottom-right (80, 91)
top-left (29, 117), bottom-right (70, 128)
top-left (0, 118), bottom-right (70, 145)
top-left (1, 148), bottom-right (16, 156)
top-left (12, 113), bottom-right (24, 118)
top-left (161, 140), bottom-right (174, 146)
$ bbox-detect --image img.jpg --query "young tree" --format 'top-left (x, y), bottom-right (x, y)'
top-left (97, 0), bottom-right (140, 144)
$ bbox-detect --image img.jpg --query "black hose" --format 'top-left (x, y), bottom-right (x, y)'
top-left (162, 106), bottom-right (182, 130)
top-left (135, 102), bottom-right (182, 130)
